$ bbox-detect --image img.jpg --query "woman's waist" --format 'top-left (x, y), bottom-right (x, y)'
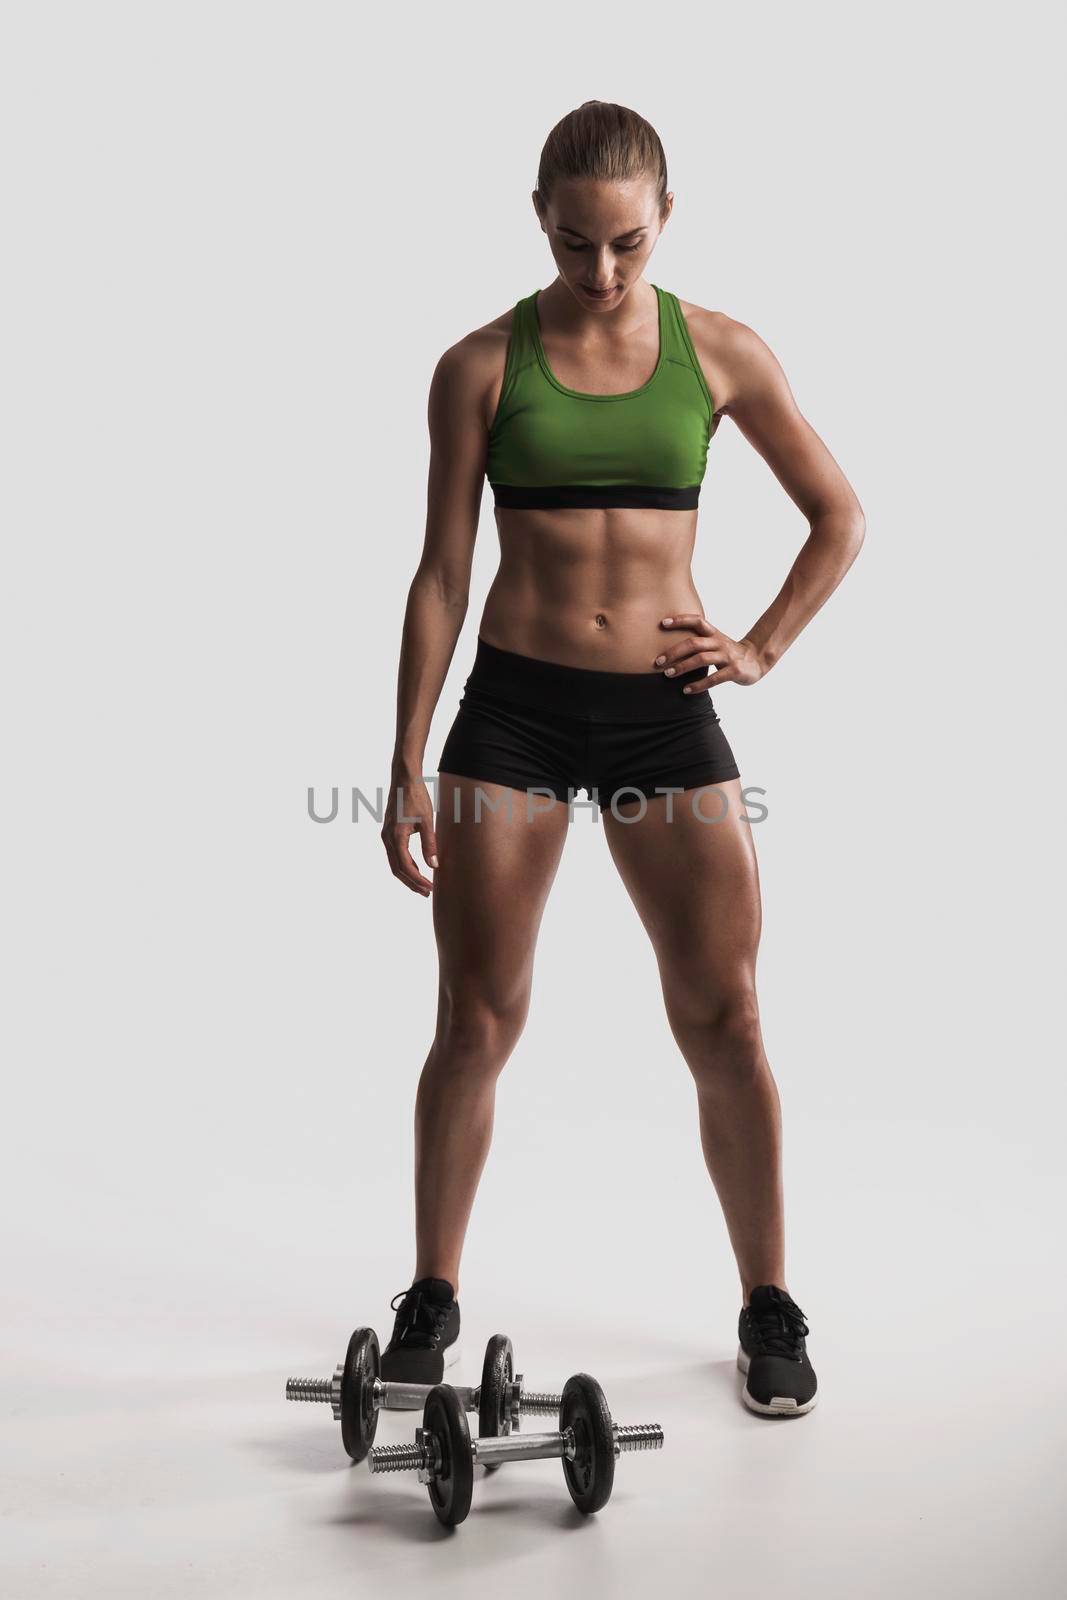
top-left (460, 630), bottom-right (713, 723)
top-left (478, 587), bottom-right (704, 676)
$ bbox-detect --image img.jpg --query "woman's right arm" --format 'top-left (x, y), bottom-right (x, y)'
top-left (381, 334), bottom-right (495, 896)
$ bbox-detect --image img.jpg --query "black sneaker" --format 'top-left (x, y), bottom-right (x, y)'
top-left (379, 1276), bottom-right (461, 1394)
top-left (737, 1284), bottom-right (818, 1416)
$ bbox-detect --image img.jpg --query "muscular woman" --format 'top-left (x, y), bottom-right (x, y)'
top-left (379, 101), bottom-right (864, 1417)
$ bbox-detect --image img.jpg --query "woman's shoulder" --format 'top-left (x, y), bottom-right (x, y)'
top-left (672, 292), bottom-right (750, 353)
top-left (431, 300), bottom-right (527, 431)
top-left (437, 298), bottom-right (524, 373)
top-left (431, 301), bottom-right (517, 389)
top-left (671, 296), bottom-right (782, 419)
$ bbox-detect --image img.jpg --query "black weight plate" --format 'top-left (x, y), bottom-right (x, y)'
top-left (340, 1326), bottom-right (380, 1463)
top-left (560, 1373), bottom-right (616, 1514)
top-left (423, 1384), bottom-right (474, 1528)
top-left (477, 1333), bottom-right (514, 1472)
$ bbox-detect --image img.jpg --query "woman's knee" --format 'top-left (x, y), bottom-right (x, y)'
top-left (668, 989), bottom-right (765, 1085)
top-left (433, 985), bottom-right (530, 1071)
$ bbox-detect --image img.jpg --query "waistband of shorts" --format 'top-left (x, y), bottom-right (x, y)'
top-left (462, 634), bottom-right (713, 721)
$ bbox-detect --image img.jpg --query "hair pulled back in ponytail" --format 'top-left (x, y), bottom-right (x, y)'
top-left (535, 101), bottom-right (669, 217)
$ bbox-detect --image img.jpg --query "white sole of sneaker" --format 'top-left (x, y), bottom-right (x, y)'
top-left (736, 1344), bottom-right (818, 1416)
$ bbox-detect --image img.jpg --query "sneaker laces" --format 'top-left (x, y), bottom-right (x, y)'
top-left (389, 1284), bottom-right (453, 1350)
top-left (748, 1295), bottom-right (809, 1358)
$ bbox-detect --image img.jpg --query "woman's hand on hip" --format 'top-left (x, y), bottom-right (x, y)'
top-left (652, 614), bottom-right (764, 690)
top-left (381, 774), bottom-right (438, 896)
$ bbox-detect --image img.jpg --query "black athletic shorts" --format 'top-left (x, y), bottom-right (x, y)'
top-left (437, 635), bottom-right (740, 813)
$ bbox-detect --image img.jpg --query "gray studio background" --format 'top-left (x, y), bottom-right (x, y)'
top-left (2, 2), bottom-right (1063, 1597)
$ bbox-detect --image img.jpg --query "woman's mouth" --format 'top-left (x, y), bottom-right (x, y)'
top-left (581, 285), bottom-right (618, 300)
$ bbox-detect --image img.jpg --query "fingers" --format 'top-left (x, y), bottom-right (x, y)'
top-left (653, 617), bottom-right (739, 687)
top-left (654, 624), bottom-right (724, 669)
top-left (659, 613), bottom-right (711, 633)
top-left (383, 826), bottom-right (434, 896)
top-left (381, 777), bottom-right (439, 896)
top-left (683, 666), bottom-right (735, 691)
top-left (654, 636), bottom-right (728, 673)
top-left (664, 648), bottom-right (728, 678)
top-left (417, 820), bottom-right (439, 872)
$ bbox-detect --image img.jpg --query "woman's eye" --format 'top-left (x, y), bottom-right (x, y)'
top-left (563, 242), bottom-right (641, 253)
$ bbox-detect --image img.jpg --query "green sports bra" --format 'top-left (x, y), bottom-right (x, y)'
top-left (486, 283), bottom-right (715, 511)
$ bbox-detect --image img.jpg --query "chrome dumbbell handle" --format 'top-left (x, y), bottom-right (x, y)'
top-left (474, 1428), bottom-right (578, 1467)
top-left (285, 1370), bottom-right (562, 1419)
top-left (378, 1380), bottom-right (479, 1411)
top-left (368, 1419), bottom-right (663, 1474)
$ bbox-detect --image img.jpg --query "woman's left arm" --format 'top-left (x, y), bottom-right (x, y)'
top-left (656, 318), bottom-right (866, 687)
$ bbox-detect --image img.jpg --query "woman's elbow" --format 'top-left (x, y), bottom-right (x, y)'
top-left (413, 564), bottom-right (470, 611)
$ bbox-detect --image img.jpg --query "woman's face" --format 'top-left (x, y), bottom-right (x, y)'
top-left (534, 176), bottom-right (672, 310)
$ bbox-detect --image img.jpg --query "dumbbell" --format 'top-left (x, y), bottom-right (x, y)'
top-left (285, 1328), bottom-right (562, 1463)
top-left (368, 1373), bottom-right (663, 1527)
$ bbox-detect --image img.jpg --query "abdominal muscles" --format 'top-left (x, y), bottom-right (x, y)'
top-left (479, 505), bottom-right (706, 672)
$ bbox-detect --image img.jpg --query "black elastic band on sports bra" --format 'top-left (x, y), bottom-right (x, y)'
top-left (491, 483), bottom-right (700, 511)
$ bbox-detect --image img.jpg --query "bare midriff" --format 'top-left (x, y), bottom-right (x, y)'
top-left (478, 505), bottom-right (707, 673)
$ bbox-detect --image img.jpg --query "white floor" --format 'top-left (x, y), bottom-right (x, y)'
top-left (5, 1152), bottom-right (1065, 1600)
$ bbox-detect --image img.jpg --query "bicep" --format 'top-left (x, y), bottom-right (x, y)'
top-left (416, 344), bottom-right (490, 600)
top-left (721, 323), bottom-right (863, 525)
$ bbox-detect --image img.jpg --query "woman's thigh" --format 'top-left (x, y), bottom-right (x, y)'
top-left (600, 778), bottom-right (762, 1013)
top-left (433, 775), bottom-right (570, 1007)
